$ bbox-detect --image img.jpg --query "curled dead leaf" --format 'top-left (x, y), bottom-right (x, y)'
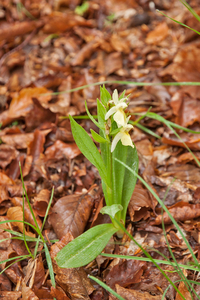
top-left (49, 192), bottom-right (94, 239)
top-left (7, 206), bottom-right (36, 237)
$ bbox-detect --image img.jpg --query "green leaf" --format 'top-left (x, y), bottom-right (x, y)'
top-left (56, 224), bottom-right (117, 268)
top-left (75, 2), bottom-right (89, 16)
top-left (157, 9), bottom-right (200, 36)
top-left (135, 123), bottom-right (161, 139)
top-left (119, 90), bottom-right (126, 100)
top-left (112, 142), bottom-right (139, 223)
top-left (90, 129), bottom-right (108, 143)
top-left (97, 98), bottom-right (107, 128)
top-left (179, 0), bottom-right (200, 23)
top-left (85, 101), bottom-right (103, 129)
top-left (69, 116), bottom-right (108, 183)
top-left (100, 204), bottom-right (123, 219)
top-left (100, 85), bottom-right (111, 106)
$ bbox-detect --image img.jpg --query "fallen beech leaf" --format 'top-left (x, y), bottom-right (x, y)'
top-left (151, 202), bottom-right (200, 225)
top-left (146, 22), bottom-right (169, 45)
top-left (163, 164), bottom-right (200, 182)
top-left (0, 244), bottom-right (23, 284)
top-left (0, 87), bottom-right (51, 127)
top-left (49, 193), bottom-right (94, 239)
top-left (0, 20), bottom-right (43, 42)
top-left (7, 207), bottom-right (36, 237)
top-left (21, 280), bottom-right (39, 300)
top-left (45, 140), bottom-right (81, 160)
top-left (0, 216), bottom-right (11, 249)
top-left (0, 172), bottom-right (14, 185)
top-left (0, 272), bottom-right (12, 291)
top-left (43, 12), bottom-right (93, 34)
top-left (33, 189), bottom-right (51, 217)
top-left (51, 287), bottom-right (70, 300)
top-left (0, 291), bottom-right (22, 299)
top-left (128, 183), bottom-right (153, 221)
top-left (104, 52), bottom-right (123, 75)
top-left (115, 284), bottom-right (165, 300)
top-left (11, 197), bottom-right (42, 229)
top-left (175, 279), bottom-right (192, 300)
top-left (24, 256), bottom-right (45, 289)
top-left (71, 40), bottom-right (99, 66)
top-left (0, 145), bottom-right (19, 169)
top-left (1, 132), bottom-right (34, 149)
top-left (105, 260), bottom-right (146, 290)
top-left (25, 97), bottom-right (56, 131)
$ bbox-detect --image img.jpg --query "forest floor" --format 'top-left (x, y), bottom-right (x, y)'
top-left (1, 0), bottom-right (200, 299)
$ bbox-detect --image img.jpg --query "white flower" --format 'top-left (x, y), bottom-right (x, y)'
top-left (111, 123), bottom-right (134, 152)
top-left (105, 89), bottom-right (128, 127)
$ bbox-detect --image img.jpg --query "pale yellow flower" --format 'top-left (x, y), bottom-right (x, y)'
top-left (105, 89), bottom-right (128, 127)
top-left (111, 123), bottom-right (134, 152)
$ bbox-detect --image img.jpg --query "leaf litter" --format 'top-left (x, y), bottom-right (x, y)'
top-left (1, 0), bottom-right (200, 299)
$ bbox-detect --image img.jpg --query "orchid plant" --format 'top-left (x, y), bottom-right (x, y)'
top-left (56, 86), bottom-right (138, 268)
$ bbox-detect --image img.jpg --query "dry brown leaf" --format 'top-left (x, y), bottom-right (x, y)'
top-left (0, 20), bottom-right (43, 42)
top-left (42, 12), bottom-right (93, 34)
top-left (0, 291), bottom-right (22, 299)
top-left (51, 287), bottom-right (70, 300)
top-left (0, 216), bottom-right (11, 249)
top-left (45, 140), bottom-right (81, 160)
top-left (146, 22), bottom-right (169, 45)
top-left (71, 40), bottom-right (99, 66)
top-left (0, 145), bottom-right (19, 169)
top-left (33, 189), bottom-right (51, 217)
top-left (128, 183), bottom-right (153, 221)
top-left (11, 197), bottom-right (42, 229)
top-left (21, 280), bottom-right (39, 300)
top-left (0, 87), bottom-right (51, 127)
top-left (115, 284), bottom-right (165, 300)
top-left (105, 260), bottom-right (146, 290)
top-left (151, 202), bottom-right (200, 225)
top-left (0, 272), bottom-right (12, 291)
top-left (49, 193), bottom-right (94, 239)
top-left (0, 244), bottom-right (23, 284)
top-left (7, 207), bottom-right (36, 237)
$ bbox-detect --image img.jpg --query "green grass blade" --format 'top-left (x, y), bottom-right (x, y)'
top-left (88, 275), bottom-right (125, 300)
top-left (131, 122), bottom-right (161, 139)
top-left (101, 253), bottom-right (199, 272)
top-left (44, 81), bottom-right (200, 97)
top-left (1, 229), bottom-right (40, 242)
top-left (85, 101), bottom-right (104, 129)
top-left (42, 187), bottom-right (54, 232)
top-left (157, 10), bottom-right (200, 36)
top-left (43, 243), bottom-right (56, 288)
top-left (22, 191), bottom-right (34, 259)
top-left (19, 163), bottom-right (44, 240)
top-left (0, 219), bottom-right (41, 237)
top-left (179, 0), bottom-right (200, 23)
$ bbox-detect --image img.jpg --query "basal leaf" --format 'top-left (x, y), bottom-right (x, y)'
top-left (69, 116), bottom-right (108, 183)
top-left (56, 224), bottom-right (117, 268)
